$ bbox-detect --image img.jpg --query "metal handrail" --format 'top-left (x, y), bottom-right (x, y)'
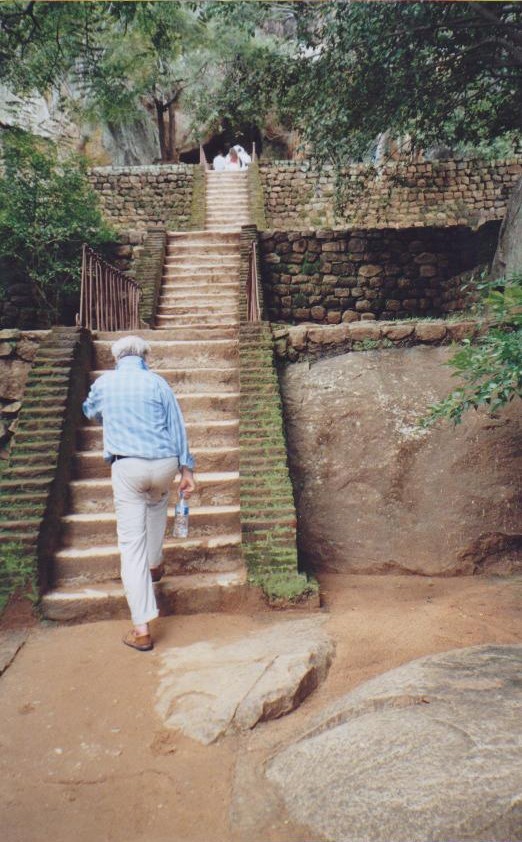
top-left (246, 240), bottom-right (261, 322)
top-left (77, 244), bottom-right (141, 332)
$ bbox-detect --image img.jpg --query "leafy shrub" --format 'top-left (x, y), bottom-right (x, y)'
top-left (422, 276), bottom-right (521, 425)
top-left (0, 130), bottom-right (115, 324)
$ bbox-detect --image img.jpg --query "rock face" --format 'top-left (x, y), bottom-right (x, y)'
top-left (280, 347), bottom-right (522, 575)
top-left (267, 644), bottom-right (522, 842)
top-left (155, 618), bottom-right (335, 745)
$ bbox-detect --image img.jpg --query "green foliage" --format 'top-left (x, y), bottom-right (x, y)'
top-left (421, 277), bottom-right (522, 426)
top-left (0, 130), bottom-right (114, 324)
top-left (252, 569), bottom-right (319, 603)
top-left (1, 2), bottom-right (520, 160)
top-left (285, 1), bottom-right (522, 164)
top-left (301, 258), bottom-right (319, 276)
top-left (0, 542), bottom-right (37, 615)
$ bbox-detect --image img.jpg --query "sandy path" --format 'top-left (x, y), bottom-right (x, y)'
top-left (1, 574), bottom-right (521, 842)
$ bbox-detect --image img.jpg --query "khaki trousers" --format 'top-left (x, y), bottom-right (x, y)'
top-left (111, 456), bottom-right (179, 625)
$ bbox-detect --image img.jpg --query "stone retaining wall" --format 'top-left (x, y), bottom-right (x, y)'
top-left (259, 159), bottom-right (522, 229)
top-left (0, 328), bottom-right (91, 602)
top-left (273, 318), bottom-right (483, 364)
top-left (260, 224), bottom-right (498, 323)
top-left (0, 329), bottom-right (46, 460)
top-left (87, 164), bottom-right (195, 231)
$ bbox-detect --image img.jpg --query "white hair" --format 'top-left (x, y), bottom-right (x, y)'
top-left (111, 335), bottom-right (151, 361)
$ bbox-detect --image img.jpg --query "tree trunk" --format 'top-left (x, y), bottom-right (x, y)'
top-left (155, 99), bottom-right (168, 162)
top-left (491, 176), bottom-right (522, 280)
top-left (167, 102), bottom-right (179, 163)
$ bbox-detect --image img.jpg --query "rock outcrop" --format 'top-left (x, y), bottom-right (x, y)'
top-left (155, 618), bottom-right (335, 744)
top-left (267, 644), bottom-right (522, 842)
top-left (280, 347), bottom-right (521, 575)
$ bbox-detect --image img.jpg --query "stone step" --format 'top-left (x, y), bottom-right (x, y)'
top-left (158, 298), bottom-right (238, 311)
top-left (40, 570), bottom-right (248, 623)
top-left (205, 203), bottom-right (250, 212)
top-left (155, 314), bottom-right (239, 328)
top-left (205, 172), bottom-right (248, 179)
top-left (0, 531), bottom-right (38, 548)
top-left (167, 230), bottom-right (240, 240)
top-left (206, 214), bottom-right (250, 222)
top-left (93, 339), bottom-right (239, 369)
top-left (204, 225), bottom-right (247, 232)
top-left (161, 271), bottom-right (240, 282)
top-left (161, 276), bottom-right (240, 288)
top-left (156, 303), bottom-right (238, 316)
top-left (68, 472), bottom-right (240, 513)
top-left (113, 391), bottom-right (240, 421)
top-left (77, 419), bottom-right (239, 451)
top-left (59, 505), bottom-right (241, 548)
top-left (203, 222), bottom-right (246, 233)
top-left (166, 244), bottom-right (241, 256)
top-left (90, 367), bottom-right (239, 392)
top-left (164, 255), bottom-right (240, 267)
top-left (94, 328), bottom-right (238, 342)
top-left (160, 284), bottom-right (239, 296)
top-left (53, 532), bottom-right (243, 584)
top-left (73, 447), bottom-right (240, 479)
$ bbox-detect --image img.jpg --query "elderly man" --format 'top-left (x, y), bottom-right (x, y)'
top-left (82, 335), bottom-right (196, 652)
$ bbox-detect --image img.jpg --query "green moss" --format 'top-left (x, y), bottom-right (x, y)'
top-left (251, 569), bottom-right (319, 603)
top-left (0, 541), bottom-right (38, 615)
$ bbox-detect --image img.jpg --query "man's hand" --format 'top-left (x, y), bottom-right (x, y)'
top-left (179, 467), bottom-right (196, 499)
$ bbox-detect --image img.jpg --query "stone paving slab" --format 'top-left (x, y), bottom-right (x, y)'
top-left (155, 617), bottom-right (335, 744)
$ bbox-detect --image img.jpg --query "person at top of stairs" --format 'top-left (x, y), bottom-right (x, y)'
top-left (82, 335), bottom-right (196, 652)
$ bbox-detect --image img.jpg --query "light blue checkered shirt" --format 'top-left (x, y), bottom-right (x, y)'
top-left (82, 355), bottom-right (195, 468)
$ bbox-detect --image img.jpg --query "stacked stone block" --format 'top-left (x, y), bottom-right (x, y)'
top-left (246, 162), bottom-right (268, 230)
top-left (273, 318), bottom-right (481, 363)
top-left (260, 225), bottom-right (497, 323)
top-left (134, 228), bottom-right (167, 326)
top-left (0, 329), bottom-right (43, 460)
top-left (88, 164), bottom-right (194, 231)
top-left (259, 158), bottom-right (522, 229)
top-left (238, 227), bottom-right (313, 599)
top-left (239, 322), bottom-right (302, 583)
top-left (0, 328), bottom-right (91, 602)
top-left (188, 165), bottom-right (207, 230)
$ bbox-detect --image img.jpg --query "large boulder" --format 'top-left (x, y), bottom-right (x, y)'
top-left (155, 618), bottom-right (335, 745)
top-left (267, 644), bottom-right (522, 842)
top-left (280, 347), bottom-right (521, 575)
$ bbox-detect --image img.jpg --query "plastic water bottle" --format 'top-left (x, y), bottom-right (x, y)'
top-left (173, 492), bottom-right (189, 538)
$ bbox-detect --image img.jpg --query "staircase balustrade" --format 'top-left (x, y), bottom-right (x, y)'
top-left (77, 244), bottom-right (141, 332)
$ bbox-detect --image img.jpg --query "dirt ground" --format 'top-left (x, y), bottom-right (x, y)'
top-left (1, 573), bottom-right (521, 842)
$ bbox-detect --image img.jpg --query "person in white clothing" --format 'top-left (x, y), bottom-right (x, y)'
top-left (224, 147), bottom-right (241, 170)
top-left (212, 151), bottom-right (226, 171)
top-left (234, 144), bottom-right (251, 168)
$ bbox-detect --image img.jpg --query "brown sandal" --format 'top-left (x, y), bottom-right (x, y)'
top-left (150, 564), bottom-right (164, 583)
top-left (122, 629), bottom-right (153, 652)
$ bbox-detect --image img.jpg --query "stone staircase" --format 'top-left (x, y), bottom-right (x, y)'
top-left (41, 174), bottom-right (254, 622)
top-left (205, 170), bottom-right (250, 231)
